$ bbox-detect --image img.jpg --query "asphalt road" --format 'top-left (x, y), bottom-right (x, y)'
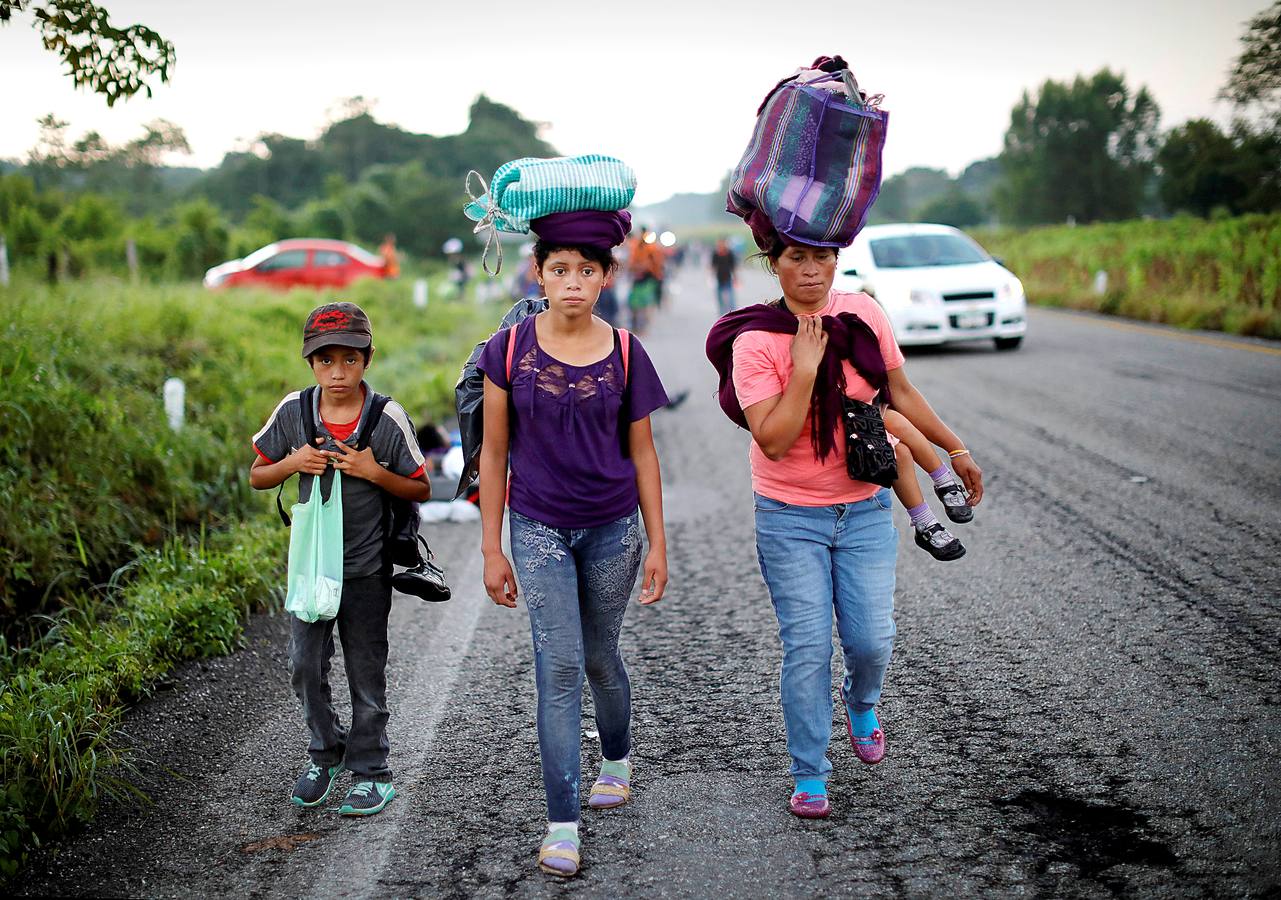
top-left (20, 263), bottom-right (1281, 899)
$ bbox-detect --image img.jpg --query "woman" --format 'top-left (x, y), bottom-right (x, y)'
top-left (706, 238), bottom-right (983, 818)
top-left (477, 209), bottom-right (670, 876)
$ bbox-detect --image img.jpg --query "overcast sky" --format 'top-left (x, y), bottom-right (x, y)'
top-left (0, 0), bottom-right (1267, 205)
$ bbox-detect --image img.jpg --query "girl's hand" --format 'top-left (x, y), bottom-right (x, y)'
top-left (638, 547), bottom-right (668, 605)
top-left (483, 552), bottom-right (519, 608)
top-left (790, 315), bottom-right (828, 375)
top-left (951, 454), bottom-right (984, 506)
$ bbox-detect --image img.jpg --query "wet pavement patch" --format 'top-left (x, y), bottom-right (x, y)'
top-left (240, 833), bottom-right (322, 853)
top-left (995, 789), bottom-right (1178, 881)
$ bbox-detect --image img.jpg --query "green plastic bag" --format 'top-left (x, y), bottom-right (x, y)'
top-left (285, 470), bottom-right (344, 623)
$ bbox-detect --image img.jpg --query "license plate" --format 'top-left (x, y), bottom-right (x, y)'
top-left (955, 312), bottom-right (987, 329)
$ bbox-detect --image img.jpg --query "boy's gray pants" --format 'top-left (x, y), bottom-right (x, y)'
top-left (288, 574), bottom-right (393, 781)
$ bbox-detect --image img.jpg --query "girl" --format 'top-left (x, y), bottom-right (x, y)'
top-left (476, 209), bottom-right (670, 876)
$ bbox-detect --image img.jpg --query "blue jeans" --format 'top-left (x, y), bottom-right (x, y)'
top-left (715, 281), bottom-right (736, 315)
top-left (509, 510), bottom-right (643, 821)
top-left (753, 490), bottom-right (898, 781)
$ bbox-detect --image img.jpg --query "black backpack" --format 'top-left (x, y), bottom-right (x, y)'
top-left (276, 385), bottom-right (421, 570)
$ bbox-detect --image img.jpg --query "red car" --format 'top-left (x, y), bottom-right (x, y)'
top-left (203, 239), bottom-right (389, 290)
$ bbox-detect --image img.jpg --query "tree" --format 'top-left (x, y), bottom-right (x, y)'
top-left (1157, 119), bottom-right (1249, 216)
top-left (1222, 1), bottom-right (1281, 119)
top-left (995, 70), bottom-right (1161, 225)
top-left (916, 191), bottom-right (984, 228)
top-left (0, 1), bottom-right (175, 105)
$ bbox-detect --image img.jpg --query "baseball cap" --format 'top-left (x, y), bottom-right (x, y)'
top-left (302, 302), bottom-right (373, 358)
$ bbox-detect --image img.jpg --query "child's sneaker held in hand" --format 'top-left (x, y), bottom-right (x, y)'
top-left (934, 482), bottom-right (973, 523)
top-left (914, 522), bottom-right (966, 561)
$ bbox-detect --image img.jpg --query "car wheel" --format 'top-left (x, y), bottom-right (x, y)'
top-left (994, 336), bottom-right (1023, 351)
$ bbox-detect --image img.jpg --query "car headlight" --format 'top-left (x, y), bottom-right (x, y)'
top-left (909, 289), bottom-right (935, 305)
top-left (998, 279), bottom-right (1025, 302)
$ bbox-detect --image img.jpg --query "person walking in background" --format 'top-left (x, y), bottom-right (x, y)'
top-left (378, 234), bottom-right (400, 279)
top-left (706, 236), bottom-right (983, 819)
top-left (476, 206), bottom-right (670, 878)
top-left (711, 237), bottom-right (738, 315)
top-left (626, 225), bottom-right (664, 335)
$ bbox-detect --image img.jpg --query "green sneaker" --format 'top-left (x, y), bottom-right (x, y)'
top-left (339, 780), bottom-right (396, 816)
top-left (291, 761), bottom-right (345, 807)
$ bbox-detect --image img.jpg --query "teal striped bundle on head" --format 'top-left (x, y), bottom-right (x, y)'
top-left (464, 154), bottom-right (637, 275)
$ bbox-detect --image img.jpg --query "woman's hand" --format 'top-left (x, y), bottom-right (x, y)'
top-left (638, 546), bottom-right (667, 605)
top-left (951, 454), bottom-right (984, 507)
top-left (483, 551), bottom-right (519, 608)
top-left (789, 315), bottom-right (828, 375)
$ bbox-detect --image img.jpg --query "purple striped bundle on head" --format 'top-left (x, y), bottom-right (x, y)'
top-left (727, 57), bottom-right (889, 251)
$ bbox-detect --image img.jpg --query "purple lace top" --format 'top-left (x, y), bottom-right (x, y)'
top-left (478, 317), bottom-right (669, 528)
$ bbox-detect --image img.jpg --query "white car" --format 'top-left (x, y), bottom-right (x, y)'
top-left (833, 223), bottom-right (1027, 350)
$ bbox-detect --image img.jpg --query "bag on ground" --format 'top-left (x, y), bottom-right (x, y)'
top-left (726, 55), bottom-right (888, 248)
top-left (285, 469), bottom-right (344, 623)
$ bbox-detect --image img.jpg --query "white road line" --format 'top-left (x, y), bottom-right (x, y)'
top-left (321, 536), bottom-right (488, 899)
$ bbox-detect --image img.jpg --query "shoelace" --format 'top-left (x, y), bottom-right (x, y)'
top-left (305, 764), bottom-right (321, 782)
top-left (940, 486), bottom-right (967, 506)
top-left (349, 782), bottom-right (375, 798)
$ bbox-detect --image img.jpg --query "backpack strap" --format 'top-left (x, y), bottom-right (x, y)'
top-left (355, 392), bottom-right (390, 451)
top-left (617, 327), bottom-right (631, 384)
top-left (504, 323), bottom-right (519, 383)
top-left (276, 385), bottom-right (320, 527)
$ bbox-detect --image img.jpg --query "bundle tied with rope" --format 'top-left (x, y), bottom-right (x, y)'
top-left (726, 54), bottom-right (888, 251)
top-left (463, 154), bottom-right (638, 275)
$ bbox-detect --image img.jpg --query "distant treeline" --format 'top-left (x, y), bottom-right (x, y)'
top-left (0, 96), bottom-right (554, 279)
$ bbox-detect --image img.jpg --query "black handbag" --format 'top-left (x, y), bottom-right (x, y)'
top-left (842, 394), bottom-right (898, 488)
top-left (390, 534), bottom-right (452, 603)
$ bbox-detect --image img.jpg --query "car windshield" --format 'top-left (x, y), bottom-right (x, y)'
top-left (241, 244), bottom-right (280, 269)
top-left (869, 234), bottom-right (988, 268)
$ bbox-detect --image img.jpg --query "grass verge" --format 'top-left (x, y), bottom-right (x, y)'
top-left (0, 272), bottom-right (498, 876)
top-left (977, 213), bottom-right (1281, 339)
top-left (0, 520), bottom-right (287, 877)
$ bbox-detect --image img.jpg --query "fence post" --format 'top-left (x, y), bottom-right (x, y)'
top-left (413, 278), bottom-right (428, 308)
top-left (1093, 270), bottom-right (1109, 296)
top-left (126, 238), bottom-right (139, 283)
top-left (0, 234), bottom-right (9, 288)
top-left (163, 377), bottom-right (185, 431)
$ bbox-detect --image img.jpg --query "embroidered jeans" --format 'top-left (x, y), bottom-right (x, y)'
top-left (753, 490), bottom-right (898, 782)
top-left (509, 509), bottom-right (643, 822)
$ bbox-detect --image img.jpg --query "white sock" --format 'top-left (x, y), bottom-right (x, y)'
top-left (548, 820), bottom-right (579, 839)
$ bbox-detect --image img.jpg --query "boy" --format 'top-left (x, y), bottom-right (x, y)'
top-left (249, 301), bottom-right (430, 815)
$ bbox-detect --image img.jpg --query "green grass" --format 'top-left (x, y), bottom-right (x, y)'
top-left (976, 213), bottom-right (1281, 339)
top-left (0, 273), bottom-right (492, 623)
top-left (0, 272), bottom-right (500, 877)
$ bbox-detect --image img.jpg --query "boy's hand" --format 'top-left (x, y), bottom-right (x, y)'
top-left (330, 440), bottom-right (383, 482)
top-left (288, 438), bottom-right (330, 476)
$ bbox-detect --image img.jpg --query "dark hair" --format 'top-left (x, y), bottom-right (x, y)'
top-left (308, 345), bottom-right (372, 365)
top-left (533, 240), bottom-right (617, 273)
top-left (753, 239), bottom-right (838, 273)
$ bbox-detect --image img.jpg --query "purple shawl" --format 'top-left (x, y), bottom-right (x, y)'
top-left (705, 301), bottom-right (891, 462)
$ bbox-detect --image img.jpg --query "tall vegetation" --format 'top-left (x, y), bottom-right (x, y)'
top-left (980, 214), bottom-right (1281, 338)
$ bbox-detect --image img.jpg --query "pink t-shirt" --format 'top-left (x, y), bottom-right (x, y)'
top-left (732, 291), bottom-right (905, 506)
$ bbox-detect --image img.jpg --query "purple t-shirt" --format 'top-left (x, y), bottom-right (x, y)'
top-left (477, 317), bottom-right (669, 528)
